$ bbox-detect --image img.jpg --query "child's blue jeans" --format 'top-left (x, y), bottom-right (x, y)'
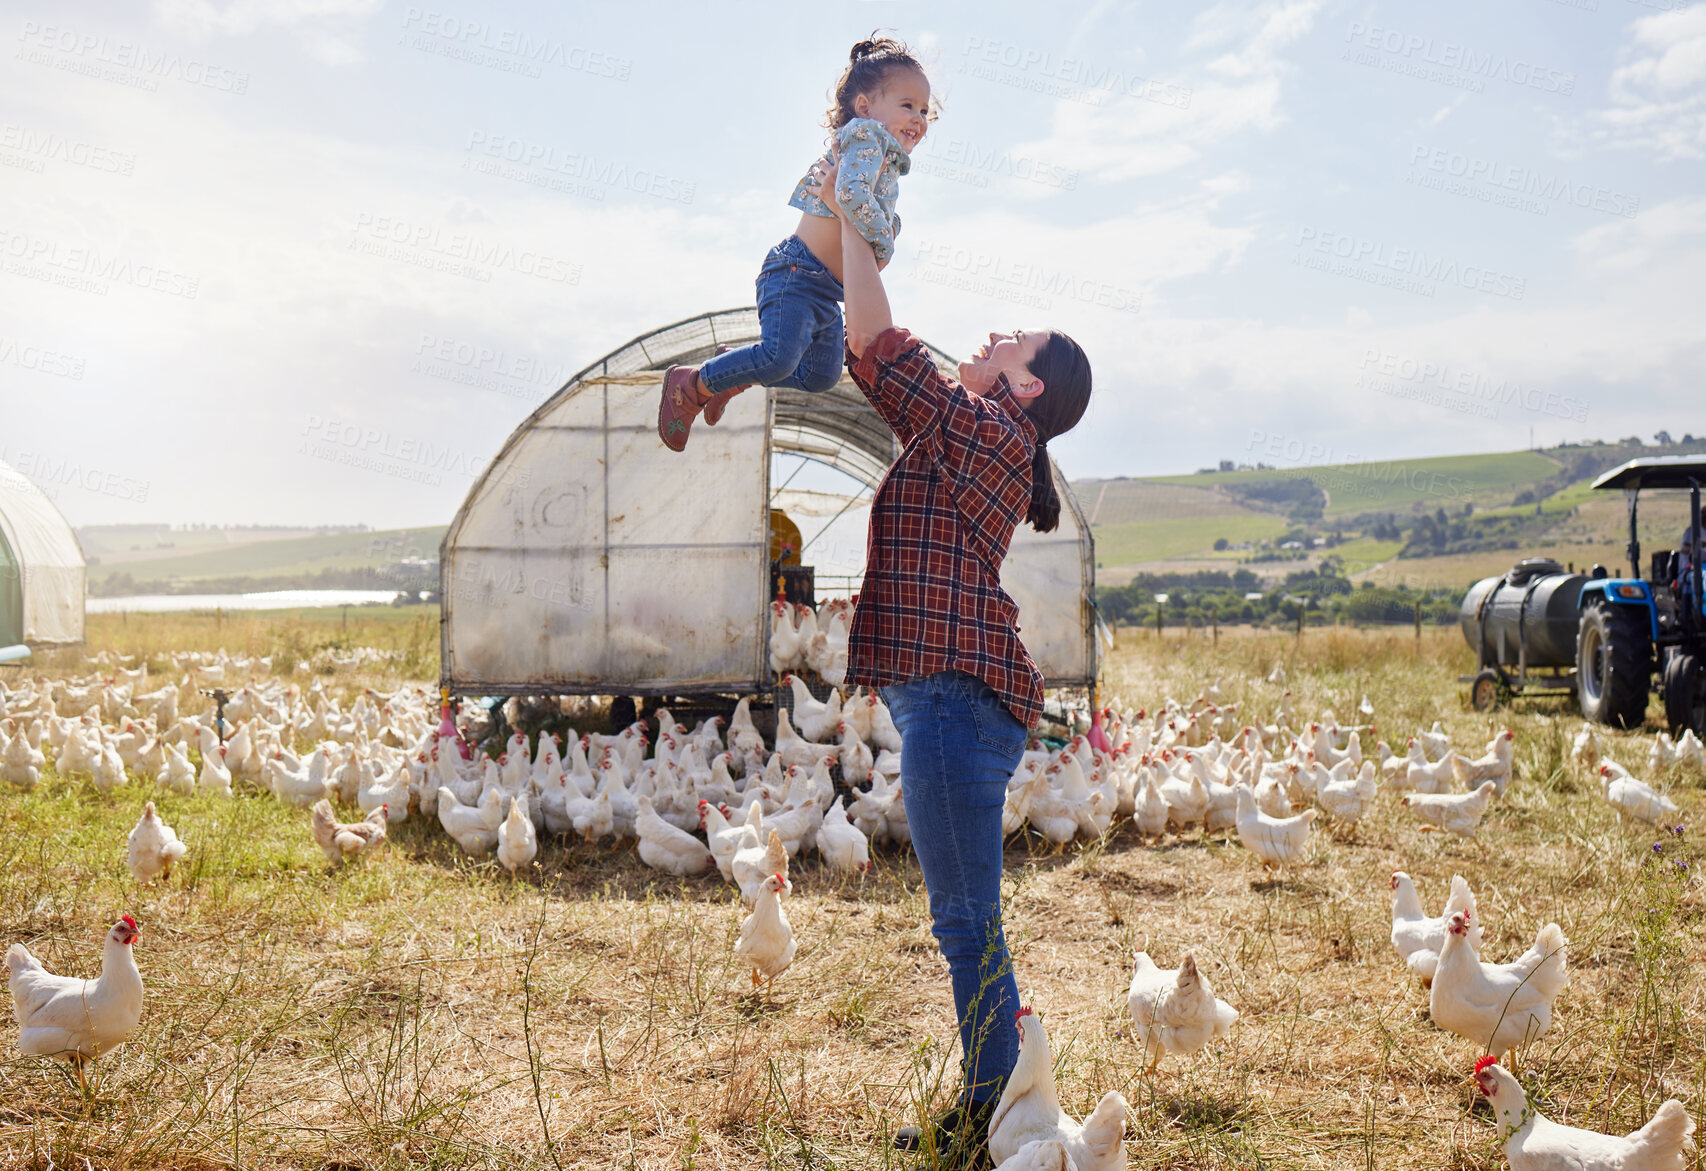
top-left (879, 669), bottom-right (1028, 1104)
top-left (699, 235), bottom-right (845, 394)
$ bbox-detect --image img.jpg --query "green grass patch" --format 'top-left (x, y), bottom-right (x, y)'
top-left (1094, 515), bottom-right (1290, 565)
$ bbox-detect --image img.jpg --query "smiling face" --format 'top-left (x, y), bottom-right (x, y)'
top-left (853, 66), bottom-right (930, 152)
top-left (959, 330), bottom-right (1048, 400)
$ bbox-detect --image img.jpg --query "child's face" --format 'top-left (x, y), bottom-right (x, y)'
top-left (853, 69), bottom-right (930, 153)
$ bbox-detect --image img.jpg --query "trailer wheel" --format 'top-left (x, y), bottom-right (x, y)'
top-left (1470, 669), bottom-right (1503, 712)
top-left (1663, 652), bottom-right (1705, 737)
top-left (1577, 603), bottom-right (1651, 728)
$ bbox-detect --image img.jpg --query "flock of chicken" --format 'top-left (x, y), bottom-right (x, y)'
top-left (3, 647), bottom-right (1703, 1168)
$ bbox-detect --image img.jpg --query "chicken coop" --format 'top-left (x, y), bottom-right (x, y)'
top-left (437, 307), bottom-right (1099, 700)
top-left (0, 458), bottom-right (85, 647)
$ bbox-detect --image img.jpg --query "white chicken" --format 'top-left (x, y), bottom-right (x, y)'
top-left (437, 785), bottom-right (503, 856)
top-left (1233, 786), bottom-right (1315, 869)
top-left (1388, 871), bottom-right (1477, 987)
top-left (635, 793), bottom-right (714, 876)
top-left (161, 741), bottom-right (197, 795)
top-left (783, 675), bottom-right (842, 744)
top-left (814, 796), bottom-right (870, 874)
top-left (767, 600), bottom-right (803, 675)
top-left (1, 723), bottom-right (43, 790)
top-left (1570, 725), bottom-right (1602, 771)
top-left (1473, 1055), bottom-right (1694, 1171)
top-left (1452, 728), bottom-right (1516, 795)
top-left (1430, 909), bottom-right (1568, 1065)
top-left (734, 872), bottom-right (796, 995)
top-left (1599, 764), bottom-right (1680, 827)
top-left (734, 828), bottom-right (790, 904)
top-left (7, 916), bottom-right (144, 1092)
top-left (988, 1006), bottom-right (1128, 1171)
top-left (1316, 761), bottom-right (1379, 826)
top-left (1402, 781), bottom-right (1497, 839)
top-left (1403, 738), bottom-right (1458, 794)
top-left (311, 799), bottom-right (389, 867)
top-left (497, 792), bottom-right (538, 874)
top-left (126, 801), bottom-right (188, 885)
top-left (1124, 952), bottom-right (1238, 1071)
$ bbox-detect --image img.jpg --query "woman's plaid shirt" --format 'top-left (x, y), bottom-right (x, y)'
top-left (842, 327), bottom-right (1045, 729)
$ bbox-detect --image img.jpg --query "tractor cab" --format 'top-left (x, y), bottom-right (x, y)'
top-left (1577, 456), bottom-right (1705, 734)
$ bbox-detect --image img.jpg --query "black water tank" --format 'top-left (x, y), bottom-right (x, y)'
top-left (1459, 560), bottom-right (1586, 669)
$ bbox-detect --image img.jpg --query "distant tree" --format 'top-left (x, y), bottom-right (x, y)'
top-left (1213, 537), bottom-right (1229, 551)
top-left (1655, 430), bottom-right (1674, 446)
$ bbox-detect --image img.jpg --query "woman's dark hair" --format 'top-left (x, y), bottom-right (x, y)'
top-left (1020, 332), bottom-right (1093, 533)
top-left (825, 33), bottom-right (935, 130)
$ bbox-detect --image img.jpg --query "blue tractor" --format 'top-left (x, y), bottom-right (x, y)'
top-left (1575, 456), bottom-right (1704, 733)
top-left (1458, 455), bottom-right (1704, 735)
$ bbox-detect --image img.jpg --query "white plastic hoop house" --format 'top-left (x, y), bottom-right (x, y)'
top-left (438, 308), bottom-right (1097, 697)
top-left (0, 458), bottom-right (86, 647)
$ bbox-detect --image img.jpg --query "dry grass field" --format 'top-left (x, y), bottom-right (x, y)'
top-left (2, 616), bottom-right (1703, 1169)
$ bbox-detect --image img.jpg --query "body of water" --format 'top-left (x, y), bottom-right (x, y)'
top-left (88, 589), bottom-right (421, 614)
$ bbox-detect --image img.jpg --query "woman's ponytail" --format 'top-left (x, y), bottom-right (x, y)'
top-left (1026, 441), bottom-right (1060, 533)
top-left (1020, 332), bottom-right (1093, 533)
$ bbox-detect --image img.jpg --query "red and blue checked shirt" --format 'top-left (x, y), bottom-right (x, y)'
top-left (843, 326), bottom-right (1045, 729)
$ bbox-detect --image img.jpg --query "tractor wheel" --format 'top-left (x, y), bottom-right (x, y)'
top-left (1470, 669), bottom-right (1503, 713)
top-left (1663, 652), bottom-right (1705, 737)
top-left (1576, 603), bottom-right (1652, 728)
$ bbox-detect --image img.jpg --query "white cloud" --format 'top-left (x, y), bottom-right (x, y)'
top-left (1015, 0), bottom-right (1324, 182)
top-left (152, 0), bottom-right (381, 64)
top-left (1583, 7), bottom-right (1706, 159)
top-left (1572, 196), bottom-right (1706, 270)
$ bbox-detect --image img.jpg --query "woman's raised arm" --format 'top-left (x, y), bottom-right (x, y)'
top-left (811, 155), bottom-right (892, 358)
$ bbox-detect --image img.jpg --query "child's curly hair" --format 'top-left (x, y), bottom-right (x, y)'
top-left (824, 33), bottom-right (937, 130)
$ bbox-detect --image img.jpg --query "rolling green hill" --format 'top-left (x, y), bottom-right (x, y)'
top-left (84, 526), bottom-right (445, 590)
top-left (1074, 439), bottom-right (1705, 587)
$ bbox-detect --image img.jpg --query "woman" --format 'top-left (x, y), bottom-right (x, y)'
top-left (814, 160), bottom-right (1093, 1166)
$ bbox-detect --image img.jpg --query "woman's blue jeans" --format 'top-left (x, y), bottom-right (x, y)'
top-left (699, 235), bottom-right (844, 395)
top-left (880, 669), bottom-right (1027, 1104)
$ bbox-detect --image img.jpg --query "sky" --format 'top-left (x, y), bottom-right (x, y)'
top-left (0, 0), bottom-right (1702, 529)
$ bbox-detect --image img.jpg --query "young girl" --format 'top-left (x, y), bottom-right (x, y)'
top-left (810, 158), bottom-right (1093, 1167)
top-left (657, 35), bottom-right (932, 452)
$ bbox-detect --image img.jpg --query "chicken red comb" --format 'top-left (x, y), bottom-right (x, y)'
top-left (1474, 1055), bottom-right (1498, 1076)
top-left (773, 873), bottom-right (786, 884)
top-left (120, 914), bottom-right (136, 930)
top-left (1015, 1006), bottom-right (1034, 1020)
